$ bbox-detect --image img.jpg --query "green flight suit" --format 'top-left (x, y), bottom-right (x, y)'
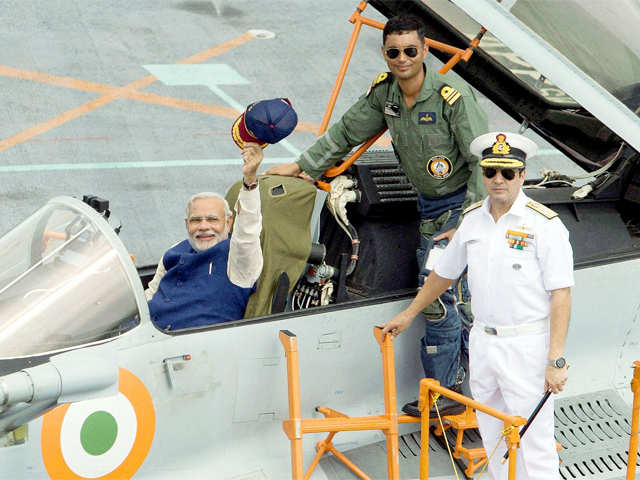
top-left (297, 67), bottom-right (488, 388)
top-left (297, 66), bottom-right (488, 211)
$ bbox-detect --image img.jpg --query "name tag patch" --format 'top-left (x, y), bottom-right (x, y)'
top-left (418, 111), bottom-right (436, 124)
top-left (384, 101), bottom-right (400, 117)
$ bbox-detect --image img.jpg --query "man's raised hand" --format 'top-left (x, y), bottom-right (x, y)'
top-left (241, 143), bottom-right (263, 184)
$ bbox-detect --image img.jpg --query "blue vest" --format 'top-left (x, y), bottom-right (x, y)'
top-left (149, 239), bottom-right (255, 330)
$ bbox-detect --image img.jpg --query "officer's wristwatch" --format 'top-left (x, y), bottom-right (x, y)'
top-left (548, 357), bottom-right (567, 369)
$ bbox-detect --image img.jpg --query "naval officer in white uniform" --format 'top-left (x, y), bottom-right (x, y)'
top-left (382, 132), bottom-right (573, 479)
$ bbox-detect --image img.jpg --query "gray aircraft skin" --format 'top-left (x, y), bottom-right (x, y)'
top-left (0, 1), bottom-right (639, 479)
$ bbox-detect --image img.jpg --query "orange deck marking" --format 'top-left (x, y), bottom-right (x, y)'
top-left (0, 32), bottom-right (257, 153)
top-left (0, 65), bottom-right (322, 137)
top-left (0, 66), bottom-right (113, 95)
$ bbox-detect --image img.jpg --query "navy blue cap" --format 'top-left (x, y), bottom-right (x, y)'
top-left (232, 98), bottom-right (298, 148)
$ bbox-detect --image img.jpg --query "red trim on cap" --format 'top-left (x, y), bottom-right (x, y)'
top-left (231, 113), bottom-right (267, 149)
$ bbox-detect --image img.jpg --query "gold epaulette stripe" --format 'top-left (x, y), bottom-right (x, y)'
top-left (440, 85), bottom-right (461, 106)
top-left (526, 200), bottom-right (558, 219)
top-left (372, 72), bottom-right (389, 87)
top-left (463, 200), bottom-right (483, 215)
top-left (368, 72), bottom-right (391, 96)
top-left (479, 158), bottom-right (524, 168)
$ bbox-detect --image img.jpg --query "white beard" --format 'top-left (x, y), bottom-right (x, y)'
top-left (188, 227), bottom-right (229, 252)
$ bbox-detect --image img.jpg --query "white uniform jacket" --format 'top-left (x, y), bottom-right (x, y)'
top-left (435, 190), bottom-right (574, 325)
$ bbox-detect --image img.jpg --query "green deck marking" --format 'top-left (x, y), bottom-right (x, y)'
top-left (80, 411), bottom-right (118, 456)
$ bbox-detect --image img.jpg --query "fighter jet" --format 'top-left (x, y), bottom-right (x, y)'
top-left (0, 0), bottom-right (639, 478)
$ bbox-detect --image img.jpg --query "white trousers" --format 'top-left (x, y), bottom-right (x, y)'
top-left (469, 327), bottom-right (559, 480)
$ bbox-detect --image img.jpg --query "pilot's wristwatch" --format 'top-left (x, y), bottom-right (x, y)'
top-left (547, 357), bottom-right (567, 369)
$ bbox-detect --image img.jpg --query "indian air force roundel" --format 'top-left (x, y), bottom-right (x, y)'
top-left (41, 368), bottom-right (155, 479)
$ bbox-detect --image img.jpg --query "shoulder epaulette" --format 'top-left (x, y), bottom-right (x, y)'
top-left (463, 200), bottom-right (483, 215)
top-left (367, 72), bottom-right (392, 96)
top-left (440, 85), bottom-right (461, 106)
top-left (526, 200), bottom-right (558, 219)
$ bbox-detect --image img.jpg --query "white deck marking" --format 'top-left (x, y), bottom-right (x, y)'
top-left (0, 157), bottom-right (296, 173)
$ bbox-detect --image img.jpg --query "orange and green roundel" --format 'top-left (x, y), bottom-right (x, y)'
top-left (41, 368), bottom-right (155, 479)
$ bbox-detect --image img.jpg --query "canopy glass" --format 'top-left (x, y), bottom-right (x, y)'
top-left (0, 198), bottom-right (145, 359)
top-left (425, 0), bottom-right (640, 109)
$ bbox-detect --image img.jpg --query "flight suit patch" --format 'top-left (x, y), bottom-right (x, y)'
top-left (440, 85), bottom-right (461, 106)
top-left (384, 101), bottom-right (400, 117)
top-left (426, 155), bottom-right (452, 179)
top-left (418, 112), bottom-right (436, 124)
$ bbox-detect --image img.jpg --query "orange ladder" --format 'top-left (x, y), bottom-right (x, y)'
top-left (279, 327), bottom-right (420, 479)
top-left (432, 406), bottom-right (488, 477)
top-left (279, 327), bottom-right (530, 479)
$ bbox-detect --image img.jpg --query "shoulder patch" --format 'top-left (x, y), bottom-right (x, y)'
top-left (367, 72), bottom-right (392, 96)
top-left (440, 85), bottom-right (461, 106)
top-left (462, 200), bottom-right (483, 215)
top-left (526, 200), bottom-right (558, 219)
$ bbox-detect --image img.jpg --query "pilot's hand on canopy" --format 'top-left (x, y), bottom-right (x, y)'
top-left (241, 142), bottom-right (263, 184)
top-left (264, 162), bottom-right (302, 178)
top-left (380, 310), bottom-right (415, 339)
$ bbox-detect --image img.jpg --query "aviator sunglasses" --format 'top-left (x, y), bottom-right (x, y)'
top-left (482, 167), bottom-right (522, 181)
top-left (384, 47), bottom-right (419, 59)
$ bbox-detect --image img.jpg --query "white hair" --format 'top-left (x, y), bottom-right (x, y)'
top-left (186, 192), bottom-right (232, 218)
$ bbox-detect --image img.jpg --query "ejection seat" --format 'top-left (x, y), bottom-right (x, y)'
top-left (225, 175), bottom-right (318, 318)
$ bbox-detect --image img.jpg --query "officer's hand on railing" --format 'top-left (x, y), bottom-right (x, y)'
top-left (544, 365), bottom-right (568, 394)
top-left (380, 310), bottom-right (415, 339)
top-left (264, 162), bottom-right (302, 177)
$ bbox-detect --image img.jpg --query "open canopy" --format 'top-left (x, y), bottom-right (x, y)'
top-left (0, 197), bottom-right (147, 359)
top-left (371, 0), bottom-right (640, 169)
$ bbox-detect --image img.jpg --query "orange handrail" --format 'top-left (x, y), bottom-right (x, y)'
top-left (318, 1), bottom-right (372, 136)
top-left (317, 3), bottom-right (488, 190)
top-left (279, 330), bottom-right (305, 479)
top-left (418, 378), bottom-right (526, 480)
top-left (280, 325), bottom-right (531, 479)
top-left (628, 360), bottom-right (640, 480)
top-left (373, 327), bottom-right (400, 479)
top-left (323, 129), bottom-right (386, 179)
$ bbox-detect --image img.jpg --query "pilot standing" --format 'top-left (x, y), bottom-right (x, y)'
top-left (267, 14), bottom-right (488, 415)
top-left (382, 132), bottom-right (573, 479)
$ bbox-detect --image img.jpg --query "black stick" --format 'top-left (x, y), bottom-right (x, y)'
top-left (500, 390), bottom-right (552, 463)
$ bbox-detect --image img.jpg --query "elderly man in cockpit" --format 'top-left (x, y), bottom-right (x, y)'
top-left (145, 144), bottom-right (264, 330)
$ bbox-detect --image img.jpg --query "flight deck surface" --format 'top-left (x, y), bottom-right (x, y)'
top-left (0, 0), bottom-right (581, 267)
